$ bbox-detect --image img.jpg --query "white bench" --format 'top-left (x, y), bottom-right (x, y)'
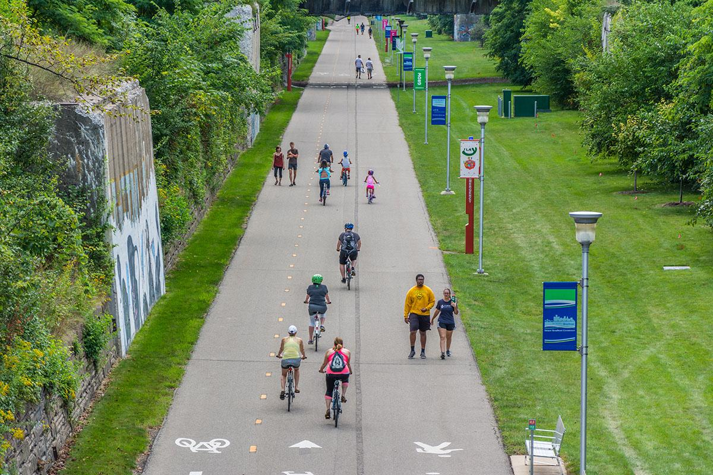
top-left (525, 415), bottom-right (566, 469)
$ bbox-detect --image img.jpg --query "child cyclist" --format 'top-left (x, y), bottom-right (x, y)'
top-left (338, 151), bottom-right (351, 183)
top-left (316, 160), bottom-right (331, 202)
top-left (364, 169), bottom-right (379, 202)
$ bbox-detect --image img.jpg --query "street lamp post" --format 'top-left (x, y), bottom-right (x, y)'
top-left (441, 65), bottom-right (456, 195)
top-left (401, 24), bottom-right (409, 91)
top-left (474, 105), bottom-right (492, 274)
top-left (423, 47), bottom-right (431, 144)
top-left (568, 211), bottom-right (602, 475)
top-left (411, 33), bottom-right (418, 113)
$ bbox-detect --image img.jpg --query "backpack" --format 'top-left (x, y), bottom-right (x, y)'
top-left (329, 350), bottom-right (346, 372)
top-left (342, 232), bottom-right (356, 251)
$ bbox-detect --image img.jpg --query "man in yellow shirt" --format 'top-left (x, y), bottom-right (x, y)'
top-left (404, 274), bottom-right (436, 359)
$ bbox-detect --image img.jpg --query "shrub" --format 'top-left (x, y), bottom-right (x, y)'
top-left (82, 313), bottom-right (115, 369)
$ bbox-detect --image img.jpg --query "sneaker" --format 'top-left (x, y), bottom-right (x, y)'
top-left (351, 269), bottom-right (356, 276)
top-left (341, 278), bottom-right (346, 283)
top-left (420, 350), bottom-right (426, 359)
top-left (319, 197), bottom-right (322, 202)
top-left (441, 352), bottom-right (445, 360)
top-left (325, 410), bottom-right (331, 420)
top-left (446, 350), bottom-right (451, 357)
top-left (280, 391), bottom-right (285, 400)
top-left (308, 340), bottom-right (313, 345)
top-left (320, 325), bottom-right (325, 332)
top-left (327, 190), bottom-right (330, 195)
top-left (341, 395), bottom-right (347, 403)
top-left (408, 350), bottom-right (415, 359)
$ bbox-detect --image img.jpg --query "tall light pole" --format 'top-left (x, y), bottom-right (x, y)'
top-left (441, 65), bottom-right (456, 195)
top-left (568, 211), bottom-right (602, 475)
top-left (411, 32), bottom-right (418, 113)
top-left (474, 105), bottom-right (492, 274)
top-left (423, 47), bottom-right (431, 144)
top-left (401, 24), bottom-right (409, 91)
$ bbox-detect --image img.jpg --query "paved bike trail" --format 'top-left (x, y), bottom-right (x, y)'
top-left (144, 17), bottom-right (512, 475)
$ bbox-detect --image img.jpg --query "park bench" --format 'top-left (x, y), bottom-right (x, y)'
top-left (525, 415), bottom-right (566, 470)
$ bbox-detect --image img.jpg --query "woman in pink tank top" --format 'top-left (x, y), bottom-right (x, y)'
top-left (318, 337), bottom-right (352, 419)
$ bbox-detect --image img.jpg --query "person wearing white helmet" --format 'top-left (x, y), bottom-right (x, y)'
top-left (276, 325), bottom-right (307, 400)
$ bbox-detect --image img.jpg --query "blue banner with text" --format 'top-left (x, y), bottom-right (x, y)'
top-left (542, 282), bottom-right (578, 351)
top-left (431, 96), bottom-right (446, 125)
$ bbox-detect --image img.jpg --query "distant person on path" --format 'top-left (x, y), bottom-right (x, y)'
top-left (360, 22), bottom-right (365, 35)
top-left (317, 143), bottom-right (334, 171)
top-left (316, 160), bottom-right (331, 201)
top-left (355, 24), bottom-right (359, 35)
top-left (404, 274), bottom-right (435, 359)
top-left (355, 55), bottom-right (364, 79)
top-left (336, 223), bottom-right (360, 282)
top-left (318, 337), bottom-right (352, 419)
top-left (347, 15), bottom-right (351, 24)
top-left (339, 150), bottom-right (351, 180)
top-left (273, 145), bottom-right (284, 185)
top-left (276, 325), bottom-right (307, 399)
top-left (368, 26), bottom-right (373, 38)
top-left (364, 169), bottom-right (379, 203)
top-left (431, 288), bottom-right (459, 359)
top-left (366, 57), bottom-right (374, 79)
top-left (287, 142), bottom-right (299, 186)
top-left (305, 274), bottom-right (331, 343)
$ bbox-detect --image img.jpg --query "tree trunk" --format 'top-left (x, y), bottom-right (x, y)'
top-left (679, 178), bottom-right (683, 203)
top-left (633, 169), bottom-right (638, 192)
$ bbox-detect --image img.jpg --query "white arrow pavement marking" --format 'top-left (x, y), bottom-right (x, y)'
top-left (290, 440), bottom-right (322, 449)
top-left (189, 472), bottom-right (203, 475)
top-left (414, 442), bottom-right (464, 457)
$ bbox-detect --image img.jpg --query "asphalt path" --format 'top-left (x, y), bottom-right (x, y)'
top-left (144, 17), bottom-right (511, 475)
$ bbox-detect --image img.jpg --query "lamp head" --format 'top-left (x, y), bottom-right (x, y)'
top-left (422, 46), bottom-right (432, 59)
top-left (443, 65), bottom-right (456, 80)
top-left (474, 105), bottom-right (493, 125)
top-left (569, 211), bottom-right (603, 245)
top-left (402, 23), bottom-right (409, 33)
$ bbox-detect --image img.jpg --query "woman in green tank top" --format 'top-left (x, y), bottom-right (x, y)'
top-left (276, 326), bottom-right (307, 400)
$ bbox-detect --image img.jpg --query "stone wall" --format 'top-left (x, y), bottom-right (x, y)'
top-left (5, 340), bottom-right (120, 475)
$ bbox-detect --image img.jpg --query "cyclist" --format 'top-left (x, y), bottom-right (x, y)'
top-left (318, 337), bottom-right (352, 419)
top-left (304, 274), bottom-right (331, 343)
top-left (316, 161), bottom-right (331, 202)
top-left (336, 223), bottom-right (360, 283)
top-left (364, 169), bottom-right (379, 202)
top-left (347, 15), bottom-right (351, 24)
top-left (276, 325), bottom-right (307, 399)
top-left (338, 150), bottom-right (351, 182)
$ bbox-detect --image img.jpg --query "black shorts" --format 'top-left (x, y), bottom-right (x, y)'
top-left (339, 249), bottom-right (358, 265)
top-left (409, 313), bottom-right (431, 332)
top-left (325, 373), bottom-right (350, 397)
top-left (438, 322), bottom-right (455, 331)
top-left (281, 358), bottom-right (301, 369)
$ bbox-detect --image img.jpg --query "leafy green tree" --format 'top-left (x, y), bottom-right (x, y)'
top-left (259, 0), bottom-right (314, 69)
top-left (427, 14), bottom-right (454, 37)
top-left (485, 0), bottom-right (533, 85)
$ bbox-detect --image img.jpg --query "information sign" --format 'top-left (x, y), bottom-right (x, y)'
top-left (385, 25), bottom-right (391, 36)
top-left (542, 282), bottom-right (578, 351)
top-left (414, 68), bottom-right (425, 90)
top-left (431, 96), bottom-right (446, 125)
top-left (459, 139), bottom-right (480, 178)
top-left (403, 52), bottom-right (413, 71)
top-left (528, 419), bottom-right (536, 430)
top-left (382, 19), bottom-right (388, 29)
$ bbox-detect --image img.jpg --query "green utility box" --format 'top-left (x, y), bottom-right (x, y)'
top-left (502, 89), bottom-right (512, 118)
top-left (425, 30), bottom-right (433, 38)
top-left (513, 95), bottom-right (551, 117)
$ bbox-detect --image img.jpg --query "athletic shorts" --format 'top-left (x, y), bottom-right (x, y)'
top-left (288, 162), bottom-right (297, 170)
top-left (409, 313), bottom-right (431, 332)
top-left (438, 322), bottom-right (456, 331)
top-left (341, 167), bottom-right (350, 173)
top-left (308, 304), bottom-right (327, 322)
top-left (325, 373), bottom-right (350, 397)
top-left (356, 67), bottom-right (361, 73)
top-left (339, 249), bottom-right (358, 265)
top-left (366, 185), bottom-right (375, 190)
top-left (281, 358), bottom-right (301, 369)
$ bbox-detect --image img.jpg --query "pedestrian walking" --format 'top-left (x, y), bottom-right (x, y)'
top-left (368, 26), bottom-right (373, 38)
top-left (403, 274), bottom-right (436, 359)
top-left (287, 141), bottom-right (299, 186)
top-left (318, 337), bottom-right (352, 419)
top-left (273, 145), bottom-right (284, 185)
top-left (431, 288), bottom-right (459, 359)
top-left (355, 24), bottom-right (359, 35)
top-left (366, 57), bottom-right (374, 79)
top-left (360, 22), bottom-right (365, 35)
top-left (355, 55), bottom-right (364, 79)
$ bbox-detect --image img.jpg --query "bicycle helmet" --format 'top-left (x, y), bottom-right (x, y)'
top-left (368, 169), bottom-right (374, 175)
top-left (343, 150), bottom-right (348, 157)
top-left (324, 144), bottom-right (329, 149)
top-left (344, 223), bottom-right (354, 230)
top-left (312, 274), bottom-right (323, 284)
top-left (288, 325), bottom-right (297, 335)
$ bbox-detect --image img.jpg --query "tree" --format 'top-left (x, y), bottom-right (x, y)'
top-left (485, 0), bottom-right (533, 85)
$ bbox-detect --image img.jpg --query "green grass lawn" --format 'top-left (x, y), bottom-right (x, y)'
top-left (393, 83), bottom-right (713, 474)
top-left (372, 16), bottom-right (497, 82)
top-left (292, 29), bottom-right (331, 82)
top-left (59, 90), bottom-right (303, 474)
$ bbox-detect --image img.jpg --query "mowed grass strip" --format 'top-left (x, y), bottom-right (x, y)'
top-left (393, 83), bottom-right (713, 475)
top-left (60, 90), bottom-right (302, 474)
top-left (292, 28), bottom-right (330, 82)
top-left (373, 16), bottom-right (497, 83)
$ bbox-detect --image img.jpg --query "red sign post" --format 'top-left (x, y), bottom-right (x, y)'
top-left (460, 138), bottom-right (480, 254)
top-left (286, 53), bottom-right (293, 91)
top-left (465, 178), bottom-right (475, 254)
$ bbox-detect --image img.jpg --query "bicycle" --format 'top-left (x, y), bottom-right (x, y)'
top-left (285, 364), bottom-right (296, 411)
top-left (320, 181), bottom-right (328, 206)
top-left (331, 380), bottom-right (343, 427)
top-left (312, 313), bottom-right (322, 352)
top-left (341, 169), bottom-right (348, 186)
top-left (345, 256), bottom-right (353, 290)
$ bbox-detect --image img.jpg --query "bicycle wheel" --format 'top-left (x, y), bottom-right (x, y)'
top-left (322, 191), bottom-right (327, 206)
top-left (314, 332), bottom-right (319, 352)
top-left (332, 386), bottom-right (340, 427)
top-left (287, 371), bottom-right (293, 412)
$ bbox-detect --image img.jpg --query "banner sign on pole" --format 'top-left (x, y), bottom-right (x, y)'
top-left (403, 52), bottom-right (413, 71)
top-left (542, 282), bottom-right (578, 351)
top-left (431, 96), bottom-right (446, 125)
top-left (414, 68), bottom-right (425, 90)
top-left (385, 25), bottom-right (391, 35)
top-left (459, 139), bottom-right (480, 178)
top-left (376, 15), bottom-right (382, 20)
top-left (390, 29), bottom-right (397, 38)
top-left (382, 19), bottom-right (388, 29)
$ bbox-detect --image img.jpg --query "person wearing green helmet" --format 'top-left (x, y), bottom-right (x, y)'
top-left (304, 274), bottom-right (331, 344)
